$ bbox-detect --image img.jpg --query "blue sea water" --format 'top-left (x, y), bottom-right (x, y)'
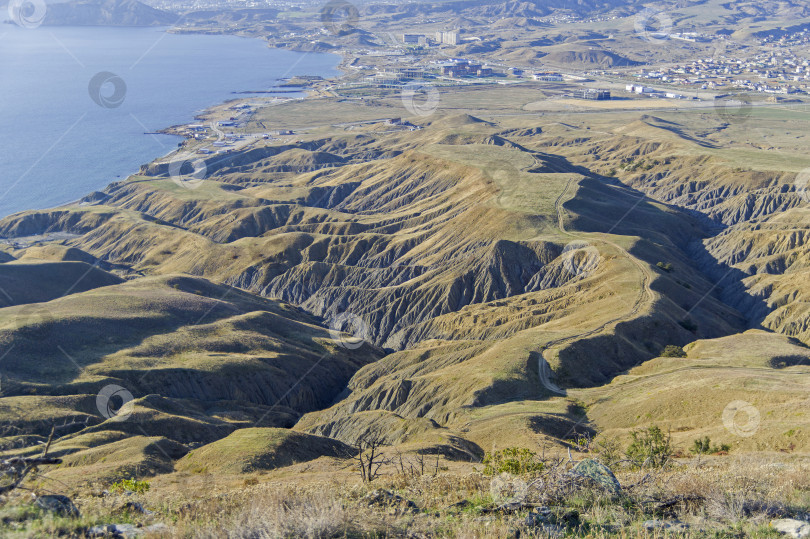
top-left (0, 24), bottom-right (340, 218)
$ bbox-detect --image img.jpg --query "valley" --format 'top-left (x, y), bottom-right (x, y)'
top-left (1, 88), bottom-right (807, 458)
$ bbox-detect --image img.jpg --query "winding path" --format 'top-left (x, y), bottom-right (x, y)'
top-left (537, 173), bottom-right (655, 395)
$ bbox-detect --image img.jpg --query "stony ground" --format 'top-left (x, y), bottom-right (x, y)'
top-left (1, 446), bottom-right (809, 538)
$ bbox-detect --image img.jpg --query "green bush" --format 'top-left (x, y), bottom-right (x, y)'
top-left (626, 426), bottom-right (673, 468)
top-left (661, 345), bottom-right (687, 358)
top-left (592, 436), bottom-right (622, 468)
top-left (482, 447), bottom-right (544, 476)
top-left (110, 478), bottom-right (151, 494)
top-left (656, 261), bottom-right (674, 272)
top-left (690, 436), bottom-right (731, 455)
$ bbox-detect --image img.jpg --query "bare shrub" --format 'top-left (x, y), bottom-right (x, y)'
top-left (353, 436), bottom-right (391, 483)
top-left (392, 448), bottom-right (440, 480)
top-left (221, 490), bottom-right (350, 538)
top-left (379, 471), bottom-right (488, 509)
top-left (592, 436), bottom-right (622, 468)
top-left (703, 474), bottom-right (787, 522)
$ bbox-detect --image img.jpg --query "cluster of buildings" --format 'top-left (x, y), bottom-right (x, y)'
top-left (372, 67), bottom-right (430, 86)
top-left (362, 55), bottom-right (567, 89)
top-left (762, 28), bottom-right (810, 46)
top-left (624, 84), bottom-right (696, 99)
top-left (438, 59), bottom-right (493, 77)
top-left (633, 37), bottom-right (810, 95)
top-left (366, 58), bottom-right (499, 87)
top-left (401, 31), bottom-right (459, 46)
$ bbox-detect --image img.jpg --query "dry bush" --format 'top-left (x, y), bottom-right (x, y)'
top-left (193, 489), bottom-right (351, 539)
top-left (612, 456), bottom-right (808, 526)
top-left (664, 468), bottom-right (714, 501)
top-left (702, 469), bottom-right (789, 523)
top-left (765, 459), bottom-right (810, 507)
top-left (40, 452), bottom-right (809, 538)
top-left (526, 458), bottom-right (588, 505)
top-left (379, 471), bottom-right (490, 510)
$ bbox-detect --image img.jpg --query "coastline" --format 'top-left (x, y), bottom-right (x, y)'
top-left (57, 87), bottom-right (316, 212)
top-left (32, 79), bottom-right (319, 246)
top-left (90, 32), bottom-right (348, 200)
top-left (0, 28), bottom-right (343, 220)
top-left (140, 39), bottom-right (349, 183)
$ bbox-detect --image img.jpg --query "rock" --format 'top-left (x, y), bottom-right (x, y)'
top-left (498, 500), bottom-right (528, 512)
top-left (86, 523), bottom-right (142, 537)
top-left (771, 519), bottom-right (810, 538)
top-left (447, 499), bottom-right (471, 510)
top-left (362, 489), bottom-right (419, 515)
top-left (34, 494), bottom-right (80, 517)
top-left (533, 524), bottom-right (565, 538)
top-left (643, 519), bottom-right (667, 529)
top-left (643, 519), bottom-right (690, 532)
top-left (525, 508), bottom-right (552, 526)
top-left (523, 507), bottom-right (578, 529)
top-left (551, 508), bottom-right (580, 527)
top-left (142, 523), bottom-right (171, 534)
top-left (119, 502), bottom-right (155, 516)
top-left (572, 459), bottom-right (622, 495)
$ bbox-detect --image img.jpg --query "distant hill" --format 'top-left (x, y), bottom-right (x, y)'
top-left (181, 8), bottom-right (280, 26)
top-left (543, 48), bottom-right (640, 67)
top-left (42, 0), bottom-right (176, 27)
top-left (365, 0), bottom-right (650, 19)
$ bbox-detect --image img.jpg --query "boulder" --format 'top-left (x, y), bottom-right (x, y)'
top-left (118, 501), bottom-right (154, 516)
top-left (572, 459), bottom-right (622, 495)
top-left (643, 519), bottom-right (690, 532)
top-left (87, 523), bottom-right (142, 538)
top-left (362, 489), bottom-right (419, 515)
top-left (35, 494), bottom-right (80, 517)
top-left (771, 519), bottom-right (810, 538)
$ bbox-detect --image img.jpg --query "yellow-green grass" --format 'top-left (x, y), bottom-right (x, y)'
top-left (177, 428), bottom-right (352, 474)
top-left (576, 330), bottom-right (810, 453)
top-left (419, 143), bottom-right (573, 230)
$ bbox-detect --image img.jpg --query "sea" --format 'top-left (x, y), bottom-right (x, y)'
top-left (0, 23), bottom-right (340, 218)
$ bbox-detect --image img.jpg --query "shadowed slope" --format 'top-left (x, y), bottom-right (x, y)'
top-left (0, 274), bottom-right (382, 479)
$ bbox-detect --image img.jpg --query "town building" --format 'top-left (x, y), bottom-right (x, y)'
top-left (574, 88), bottom-right (611, 100)
top-left (533, 72), bottom-right (564, 82)
top-left (435, 31), bottom-right (458, 45)
top-left (402, 34), bottom-right (424, 44)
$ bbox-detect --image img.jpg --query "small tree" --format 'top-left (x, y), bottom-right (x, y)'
top-left (353, 436), bottom-right (390, 482)
top-left (626, 426), bottom-right (673, 468)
